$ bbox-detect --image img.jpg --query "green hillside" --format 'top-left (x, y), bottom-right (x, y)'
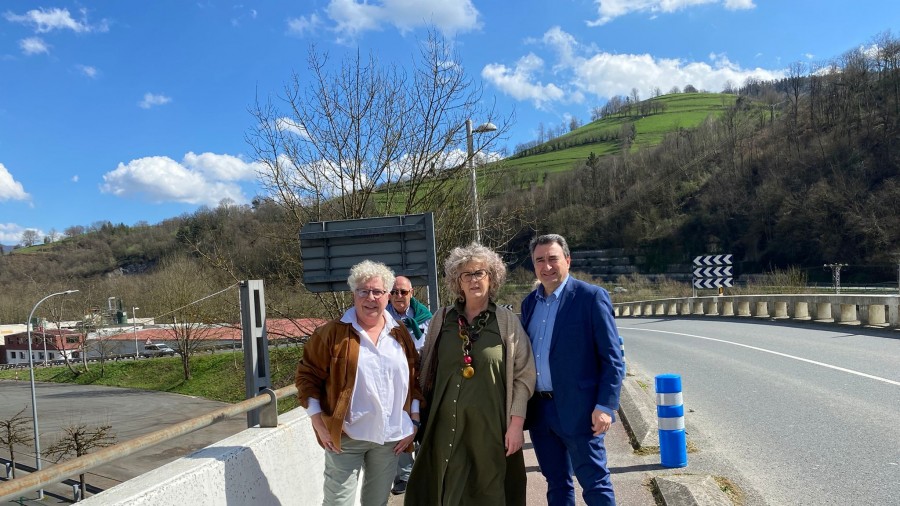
top-left (494, 92), bottom-right (740, 179)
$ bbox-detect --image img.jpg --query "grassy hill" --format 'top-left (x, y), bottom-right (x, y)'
top-left (496, 92), bottom-right (740, 178)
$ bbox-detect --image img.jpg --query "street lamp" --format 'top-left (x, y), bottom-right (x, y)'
top-left (132, 306), bottom-right (140, 359)
top-left (466, 118), bottom-right (497, 244)
top-left (26, 289), bottom-right (78, 499)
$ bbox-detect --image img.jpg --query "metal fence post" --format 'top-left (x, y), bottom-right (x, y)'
top-left (655, 373), bottom-right (687, 468)
top-left (240, 280), bottom-right (271, 428)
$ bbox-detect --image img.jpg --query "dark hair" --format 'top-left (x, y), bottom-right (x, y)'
top-left (529, 234), bottom-right (570, 258)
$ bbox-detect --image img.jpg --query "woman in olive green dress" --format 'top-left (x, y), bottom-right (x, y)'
top-left (405, 243), bottom-right (536, 506)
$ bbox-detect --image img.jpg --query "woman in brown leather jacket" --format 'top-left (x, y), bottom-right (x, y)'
top-left (296, 260), bottom-right (424, 506)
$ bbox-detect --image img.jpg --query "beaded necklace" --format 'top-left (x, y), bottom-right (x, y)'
top-left (457, 310), bottom-right (491, 379)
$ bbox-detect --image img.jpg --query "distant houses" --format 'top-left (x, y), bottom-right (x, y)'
top-left (0, 318), bottom-right (325, 365)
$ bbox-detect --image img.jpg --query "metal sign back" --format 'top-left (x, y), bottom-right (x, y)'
top-left (299, 213), bottom-right (440, 312)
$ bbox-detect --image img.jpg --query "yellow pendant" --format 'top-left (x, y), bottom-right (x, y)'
top-left (462, 366), bottom-right (475, 378)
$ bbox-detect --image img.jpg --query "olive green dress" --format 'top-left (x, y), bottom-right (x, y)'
top-left (405, 303), bottom-right (526, 506)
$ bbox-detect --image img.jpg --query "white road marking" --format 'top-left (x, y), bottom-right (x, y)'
top-left (618, 327), bottom-right (900, 387)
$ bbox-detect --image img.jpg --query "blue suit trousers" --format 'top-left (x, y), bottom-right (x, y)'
top-left (529, 397), bottom-right (615, 506)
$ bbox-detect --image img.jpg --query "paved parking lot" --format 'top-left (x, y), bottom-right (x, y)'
top-left (0, 380), bottom-right (248, 503)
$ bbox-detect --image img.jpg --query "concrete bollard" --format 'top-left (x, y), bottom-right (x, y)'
top-left (655, 373), bottom-right (687, 468)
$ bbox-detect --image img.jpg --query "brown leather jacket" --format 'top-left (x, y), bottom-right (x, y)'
top-left (295, 318), bottom-right (424, 452)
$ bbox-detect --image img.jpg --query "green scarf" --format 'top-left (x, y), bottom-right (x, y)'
top-left (402, 297), bottom-right (433, 340)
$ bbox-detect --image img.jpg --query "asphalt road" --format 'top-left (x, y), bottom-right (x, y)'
top-left (0, 381), bottom-right (248, 503)
top-left (618, 317), bottom-right (900, 506)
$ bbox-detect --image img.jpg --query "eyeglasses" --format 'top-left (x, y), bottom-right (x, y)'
top-left (390, 289), bottom-right (411, 296)
top-left (459, 270), bottom-right (488, 282)
top-left (355, 289), bottom-right (388, 299)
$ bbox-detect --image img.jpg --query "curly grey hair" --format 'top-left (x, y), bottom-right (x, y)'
top-left (444, 242), bottom-right (507, 300)
top-left (347, 260), bottom-right (395, 293)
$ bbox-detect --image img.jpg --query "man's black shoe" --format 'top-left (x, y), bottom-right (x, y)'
top-left (391, 480), bottom-right (408, 495)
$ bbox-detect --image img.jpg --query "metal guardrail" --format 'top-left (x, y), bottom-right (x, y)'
top-left (0, 384), bottom-right (298, 503)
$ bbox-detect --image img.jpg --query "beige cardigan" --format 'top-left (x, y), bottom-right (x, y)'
top-left (419, 304), bottom-right (536, 427)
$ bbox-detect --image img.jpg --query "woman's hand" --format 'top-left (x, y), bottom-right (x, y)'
top-left (393, 430), bottom-right (417, 455)
top-left (311, 413), bottom-right (340, 453)
top-left (505, 415), bottom-right (525, 456)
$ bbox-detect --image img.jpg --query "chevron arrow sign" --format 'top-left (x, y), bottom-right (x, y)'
top-left (693, 254), bottom-right (733, 266)
top-left (692, 266), bottom-right (733, 278)
top-left (693, 278), bottom-right (734, 289)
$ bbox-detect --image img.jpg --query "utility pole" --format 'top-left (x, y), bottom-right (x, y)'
top-left (823, 263), bottom-right (847, 294)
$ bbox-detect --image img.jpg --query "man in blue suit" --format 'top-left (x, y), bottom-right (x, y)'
top-left (521, 234), bottom-right (624, 506)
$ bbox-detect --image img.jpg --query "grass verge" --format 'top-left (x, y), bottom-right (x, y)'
top-left (0, 346), bottom-right (305, 412)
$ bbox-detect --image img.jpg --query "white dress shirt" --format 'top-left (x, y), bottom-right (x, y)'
top-left (306, 307), bottom-right (418, 444)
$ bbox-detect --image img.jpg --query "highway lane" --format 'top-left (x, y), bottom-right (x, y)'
top-left (617, 318), bottom-right (900, 506)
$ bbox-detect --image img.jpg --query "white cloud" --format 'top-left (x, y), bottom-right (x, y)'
top-left (0, 223), bottom-right (43, 245)
top-left (4, 7), bottom-right (94, 33)
top-left (20, 37), bottom-right (50, 55)
top-left (290, 0), bottom-right (480, 42)
top-left (287, 13), bottom-right (322, 36)
top-left (99, 153), bottom-right (261, 206)
top-left (77, 64), bottom-right (98, 78)
top-left (72, 175), bottom-right (79, 183)
top-left (483, 27), bottom-right (783, 107)
top-left (542, 26), bottom-right (580, 69)
top-left (138, 93), bottom-right (172, 109)
top-left (589, 0), bottom-right (755, 26)
top-left (276, 117), bottom-right (310, 138)
top-left (482, 54), bottom-right (567, 108)
top-left (182, 152), bottom-right (260, 181)
top-left (0, 163), bottom-right (30, 201)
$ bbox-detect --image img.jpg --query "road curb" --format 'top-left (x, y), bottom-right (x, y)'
top-left (652, 475), bottom-right (732, 506)
top-left (618, 373), bottom-right (659, 450)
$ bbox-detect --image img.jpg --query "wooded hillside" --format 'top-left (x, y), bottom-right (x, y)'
top-left (489, 33), bottom-right (900, 283)
top-left (2, 32), bottom-right (898, 323)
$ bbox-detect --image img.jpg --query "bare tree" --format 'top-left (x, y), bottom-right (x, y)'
top-left (64, 225), bottom-right (85, 237)
top-left (149, 257), bottom-right (233, 380)
top-left (568, 116), bottom-right (581, 132)
top-left (245, 28), bottom-right (513, 314)
top-left (0, 406), bottom-right (33, 479)
top-left (247, 29), bottom-right (509, 226)
top-left (43, 424), bottom-right (116, 499)
top-left (21, 229), bottom-right (39, 247)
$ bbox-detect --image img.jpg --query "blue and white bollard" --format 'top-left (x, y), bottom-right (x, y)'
top-left (618, 335), bottom-right (626, 375)
top-left (655, 373), bottom-right (687, 468)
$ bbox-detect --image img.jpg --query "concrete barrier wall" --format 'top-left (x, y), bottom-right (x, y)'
top-left (614, 294), bottom-right (900, 329)
top-left (80, 409), bottom-right (359, 506)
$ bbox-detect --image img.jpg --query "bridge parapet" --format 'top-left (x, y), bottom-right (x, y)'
top-left (613, 294), bottom-right (900, 329)
top-left (79, 408), bottom-right (355, 505)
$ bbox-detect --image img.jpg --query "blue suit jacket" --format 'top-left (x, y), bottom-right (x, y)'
top-left (521, 277), bottom-right (624, 435)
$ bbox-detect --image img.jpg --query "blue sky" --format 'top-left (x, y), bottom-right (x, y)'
top-left (0, 0), bottom-right (896, 245)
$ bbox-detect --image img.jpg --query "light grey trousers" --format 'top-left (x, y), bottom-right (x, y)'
top-left (323, 435), bottom-right (400, 506)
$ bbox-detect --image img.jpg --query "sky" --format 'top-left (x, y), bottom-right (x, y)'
top-left (0, 0), bottom-right (897, 245)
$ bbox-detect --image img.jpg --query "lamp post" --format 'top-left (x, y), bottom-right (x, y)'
top-left (26, 289), bottom-right (78, 500)
top-left (132, 306), bottom-right (140, 359)
top-left (466, 118), bottom-right (497, 244)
